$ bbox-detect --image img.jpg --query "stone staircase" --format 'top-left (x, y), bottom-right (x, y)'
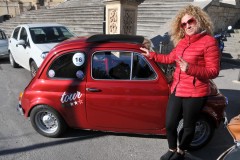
top-left (0, 6), bottom-right (105, 37)
top-left (0, 0), bottom-right (192, 38)
top-left (222, 22), bottom-right (240, 63)
top-left (137, 1), bottom-right (192, 37)
top-left (224, 30), bottom-right (240, 59)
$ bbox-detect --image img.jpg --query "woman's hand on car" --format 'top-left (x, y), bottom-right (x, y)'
top-left (140, 47), bottom-right (150, 57)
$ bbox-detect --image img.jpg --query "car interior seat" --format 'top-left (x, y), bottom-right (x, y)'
top-left (35, 34), bottom-right (46, 43)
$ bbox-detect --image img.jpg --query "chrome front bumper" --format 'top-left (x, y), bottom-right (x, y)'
top-left (17, 104), bottom-right (24, 116)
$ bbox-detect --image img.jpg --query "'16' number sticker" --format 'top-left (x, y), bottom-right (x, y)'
top-left (72, 52), bottom-right (85, 66)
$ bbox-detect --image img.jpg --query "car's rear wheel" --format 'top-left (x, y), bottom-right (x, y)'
top-left (30, 61), bottom-right (38, 77)
top-left (9, 52), bottom-right (19, 68)
top-left (177, 115), bottom-right (214, 150)
top-left (30, 105), bottom-right (67, 137)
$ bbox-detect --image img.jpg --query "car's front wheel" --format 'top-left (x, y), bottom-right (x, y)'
top-left (30, 105), bottom-right (67, 137)
top-left (178, 115), bottom-right (215, 150)
top-left (9, 52), bottom-right (19, 68)
top-left (30, 61), bottom-right (38, 77)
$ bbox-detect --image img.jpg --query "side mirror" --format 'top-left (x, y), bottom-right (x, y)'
top-left (17, 39), bottom-right (26, 46)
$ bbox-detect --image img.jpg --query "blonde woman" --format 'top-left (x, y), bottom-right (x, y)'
top-left (140, 5), bottom-right (220, 160)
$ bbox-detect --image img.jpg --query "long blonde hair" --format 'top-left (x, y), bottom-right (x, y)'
top-left (170, 5), bottom-right (214, 46)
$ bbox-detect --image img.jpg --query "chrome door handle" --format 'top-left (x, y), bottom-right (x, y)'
top-left (86, 88), bottom-right (101, 92)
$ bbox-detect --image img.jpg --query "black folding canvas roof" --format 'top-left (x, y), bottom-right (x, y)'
top-left (86, 34), bottom-right (145, 44)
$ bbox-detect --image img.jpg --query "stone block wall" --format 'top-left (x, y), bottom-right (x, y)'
top-left (153, 0), bottom-right (240, 53)
top-left (0, 0), bottom-right (64, 17)
top-left (204, 0), bottom-right (240, 32)
top-left (0, 1), bottom-right (20, 17)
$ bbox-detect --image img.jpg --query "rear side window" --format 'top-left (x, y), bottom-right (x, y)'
top-left (19, 27), bottom-right (28, 42)
top-left (48, 52), bottom-right (86, 79)
top-left (92, 51), bottom-right (156, 80)
top-left (12, 27), bottom-right (20, 40)
top-left (0, 31), bottom-right (7, 40)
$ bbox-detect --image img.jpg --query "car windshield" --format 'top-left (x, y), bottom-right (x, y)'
top-left (29, 26), bottom-right (74, 44)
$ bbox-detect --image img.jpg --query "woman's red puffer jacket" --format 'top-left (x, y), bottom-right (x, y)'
top-left (149, 32), bottom-right (220, 97)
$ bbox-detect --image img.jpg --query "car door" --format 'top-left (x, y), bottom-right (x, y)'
top-left (0, 30), bottom-right (8, 55)
top-left (9, 27), bottom-right (21, 62)
top-left (16, 27), bottom-right (31, 69)
top-left (86, 50), bottom-right (169, 131)
top-left (42, 51), bottom-right (87, 128)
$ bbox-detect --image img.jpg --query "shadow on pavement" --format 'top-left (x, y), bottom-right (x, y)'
top-left (0, 129), bottom-right (104, 156)
top-left (0, 57), bottom-right (10, 64)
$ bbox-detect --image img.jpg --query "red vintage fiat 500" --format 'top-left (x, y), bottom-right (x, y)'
top-left (18, 34), bottom-right (227, 150)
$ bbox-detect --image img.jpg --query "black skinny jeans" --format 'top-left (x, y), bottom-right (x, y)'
top-left (166, 92), bottom-right (207, 150)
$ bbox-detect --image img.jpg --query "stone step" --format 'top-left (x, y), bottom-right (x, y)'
top-left (19, 12), bottom-right (103, 16)
top-left (12, 16), bottom-right (103, 22)
top-left (139, 3), bottom-right (189, 7)
top-left (1, 18), bottom-right (103, 25)
top-left (0, 0), bottom-right (193, 39)
top-left (21, 11), bottom-right (104, 17)
top-left (21, 8), bottom-right (102, 16)
top-left (138, 10), bottom-right (180, 16)
top-left (137, 20), bottom-right (167, 26)
top-left (142, 0), bottom-right (193, 2)
top-left (137, 16), bottom-right (172, 21)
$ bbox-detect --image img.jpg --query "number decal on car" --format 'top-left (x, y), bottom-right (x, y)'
top-left (72, 52), bottom-right (85, 66)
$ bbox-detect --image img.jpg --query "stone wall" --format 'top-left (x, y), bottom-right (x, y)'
top-left (0, 0), bottom-right (64, 17)
top-left (204, 1), bottom-right (240, 32)
top-left (152, 0), bottom-right (240, 53)
top-left (0, 1), bottom-right (20, 17)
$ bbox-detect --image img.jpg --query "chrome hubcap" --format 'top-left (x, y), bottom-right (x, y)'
top-left (35, 111), bottom-right (58, 134)
top-left (42, 114), bottom-right (56, 128)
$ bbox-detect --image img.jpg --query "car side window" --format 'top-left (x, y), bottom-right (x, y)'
top-left (92, 51), bottom-right (156, 80)
top-left (19, 28), bottom-right (28, 42)
top-left (13, 27), bottom-right (20, 40)
top-left (59, 27), bottom-right (73, 38)
top-left (0, 31), bottom-right (6, 40)
top-left (92, 51), bottom-right (131, 80)
top-left (48, 52), bottom-right (86, 79)
top-left (132, 53), bottom-right (157, 80)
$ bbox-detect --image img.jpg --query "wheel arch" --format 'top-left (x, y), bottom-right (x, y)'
top-left (29, 104), bottom-right (68, 137)
top-left (29, 58), bottom-right (35, 67)
top-left (27, 99), bottom-right (69, 127)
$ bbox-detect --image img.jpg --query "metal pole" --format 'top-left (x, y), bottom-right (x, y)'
top-left (238, 70), bottom-right (240, 82)
top-left (159, 41), bottom-right (162, 53)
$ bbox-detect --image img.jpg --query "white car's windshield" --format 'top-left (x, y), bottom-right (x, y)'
top-left (29, 26), bottom-right (74, 44)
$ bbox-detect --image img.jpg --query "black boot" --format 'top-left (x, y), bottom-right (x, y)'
top-left (160, 150), bottom-right (175, 160)
top-left (170, 152), bottom-right (185, 160)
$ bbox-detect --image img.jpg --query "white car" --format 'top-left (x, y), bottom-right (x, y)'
top-left (8, 23), bottom-right (75, 76)
top-left (0, 29), bottom-right (8, 58)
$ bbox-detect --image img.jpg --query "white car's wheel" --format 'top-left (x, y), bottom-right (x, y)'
top-left (30, 61), bottom-right (38, 77)
top-left (30, 105), bottom-right (67, 137)
top-left (9, 52), bottom-right (19, 68)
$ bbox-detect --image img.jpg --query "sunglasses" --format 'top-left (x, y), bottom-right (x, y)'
top-left (181, 18), bottom-right (196, 29)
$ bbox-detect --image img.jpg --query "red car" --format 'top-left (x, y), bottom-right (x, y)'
top-left (18, 34), bottom-right (227, 150)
